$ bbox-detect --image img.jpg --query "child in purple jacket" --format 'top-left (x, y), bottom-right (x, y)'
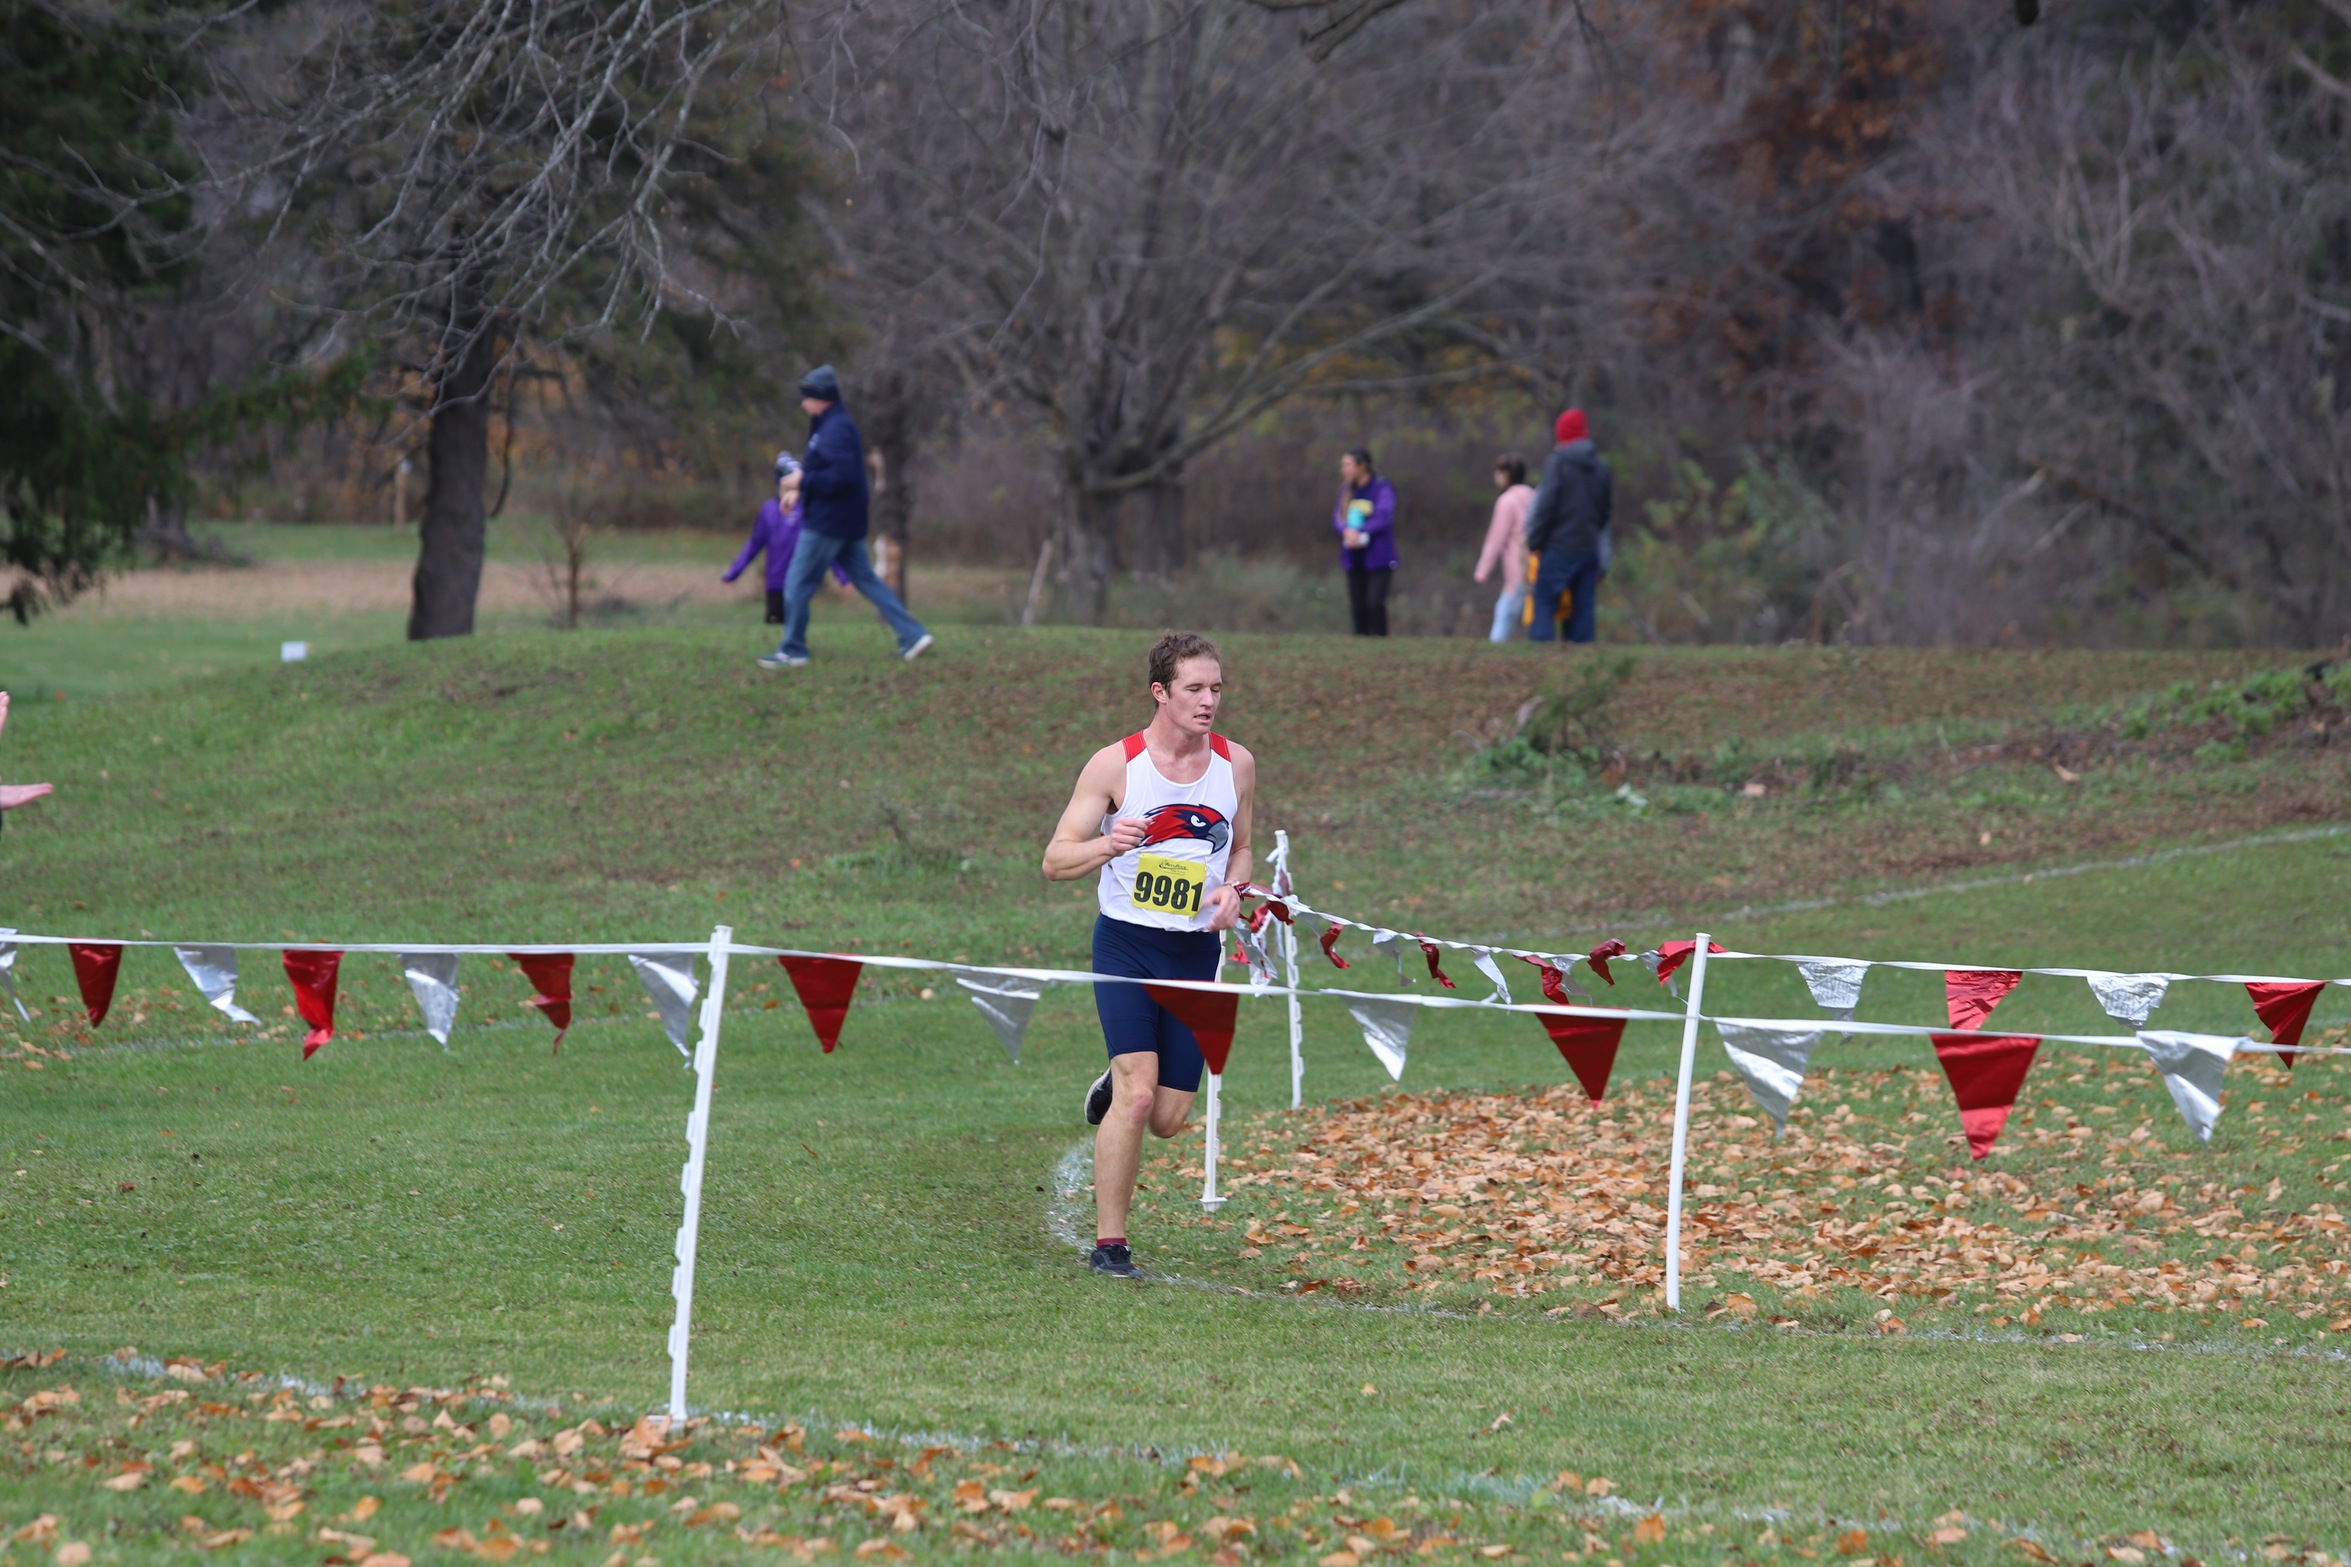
top-left (725, 452), bottom-right (844, 622)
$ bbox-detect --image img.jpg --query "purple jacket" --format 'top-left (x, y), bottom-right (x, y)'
top-left (1331, 475), bottom-right (1398, 572)
top-left (724, 498), bottom-right (847, 592)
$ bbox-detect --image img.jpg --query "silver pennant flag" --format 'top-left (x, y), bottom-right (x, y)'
top-left (1796, 959), bottom-right (1868, 1022)
top-left (2139, 1030), bottom-right (2239, 1142)
top-left (1235, 922), bottom-right (1276, 989)
top-left (1344, 995), bottom-right (1416, 1082)
top-left (1640, 947), bottom-right (1679, 997)
top-left (958, 974), bottom-right (1043, 1064)
top-left (2088, 972), bottom-right (2170, 1029)
top-left (1471, 947), bottom-right (1511, 1005)
top-left (630, 953), bottom-right (701, 1057)
top-left (1714, 1020), bottom-right (1827, 1132)
top-left (400, 951), bottom-right (461, 1048)
top-left (0, 930), bottom-right (26, 1022)
top-left (173, 945), bottom-right (262, 1025)
top-left (1370, 928), bottom-right (1407, 979)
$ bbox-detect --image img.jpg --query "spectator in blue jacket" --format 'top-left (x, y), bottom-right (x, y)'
top-left (762, 365), bottom-right (934, 668)
top-left (1524, 408), bottom-right (1613, 644)
top-left (1331, 447), bottom-right (1398, 637)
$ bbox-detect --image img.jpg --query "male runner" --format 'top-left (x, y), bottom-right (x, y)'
top-left (1042, 632), bottom-right (1253, 1279)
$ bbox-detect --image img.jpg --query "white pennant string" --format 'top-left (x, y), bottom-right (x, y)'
top-left (957, 974), bottom-right (1042, 1064)
top-left (1471, 947), bottom-right (1512, 1005)
top-left (0, 931), bottom-right (26, 1022)
top-left (1796, 959), bottom-right (1868, 1021)
top-left (173, 945), bottom-right (262, 1025)
top-left (1714, 1020), bottom-right (1826, 1132)
top-left (2139, 1030), bottom-right (2239, 1142)
top-left (630, 953), bottom-right (701, 1057)
top-left (400, 951), bottom-right (461, 1048)
top-left (2087, 972), bottom-right (2170, 1029)
top-left (1344, 995), bottom-right (1416, 1082)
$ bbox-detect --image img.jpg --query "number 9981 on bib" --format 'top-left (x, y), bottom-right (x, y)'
top-left (1130, 851), bottom-right (1209, 915)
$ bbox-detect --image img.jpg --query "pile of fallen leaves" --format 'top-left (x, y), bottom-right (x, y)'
top-left (1153, 1052), bottom-right (2351, 1338)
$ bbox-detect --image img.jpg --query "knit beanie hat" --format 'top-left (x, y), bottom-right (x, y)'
top-left (1554, 408), bottom-right (1588, 444)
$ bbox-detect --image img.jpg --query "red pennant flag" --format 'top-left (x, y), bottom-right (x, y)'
top-left (1144, 982), bottom-right (1241, 1077)
top-left (2246, 980), bottom-right (2326, 1068)
top-left (69, 943), bottom-right (124, 1027)
top-left (1417, 940), bottom-right (1456, 989)
top-left (1541, 1011), bottom-right (1629, 1104)
top-left (510, 952), bottom-right (575, 1052)
top-left (283, 950), bottom-right (344, 1059)
top-left (1586, 939), bottom-right (1627, 986)
top-left (1931, 1032), bottom-right (2040, 1159)
top-left (1651, 939), bottom-right (1726, 987)
top-left (1317, 923), bottom-right (1351, 970)
top-left (1260, 898), bottom-right (1294, 926)
top-left (1517, 953), bottom-right (1571, 1005)
top-left (1945, 969), bottom-right (2022, 1031)
top-left (780, 955), bottom-right (863, 1052)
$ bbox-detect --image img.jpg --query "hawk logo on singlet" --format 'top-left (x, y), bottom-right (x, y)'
top-left (1139, 803), bottom-right (1230, 854)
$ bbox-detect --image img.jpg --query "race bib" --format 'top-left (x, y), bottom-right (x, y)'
top-left (1130, 852), bottom-right (1208, 917)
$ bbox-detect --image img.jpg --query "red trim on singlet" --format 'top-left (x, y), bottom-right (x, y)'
top-left (1123, 731), bottom-right (1230, 760)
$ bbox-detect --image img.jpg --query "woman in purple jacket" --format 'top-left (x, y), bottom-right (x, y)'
top-left (724, 452), bottom-right (843, 622)
top-left (1331, 447), bottom-right (1398, 637)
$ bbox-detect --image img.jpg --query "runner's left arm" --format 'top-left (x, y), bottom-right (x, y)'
top-left (1203, 742), bottom-right (1254, 932)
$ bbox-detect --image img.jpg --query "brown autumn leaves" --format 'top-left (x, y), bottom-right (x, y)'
top-left (1156, 1051), bottom-right (2351, 1336)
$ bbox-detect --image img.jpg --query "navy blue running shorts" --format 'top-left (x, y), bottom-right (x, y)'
top-left (1091, 913), bottom-right (1222, 1094)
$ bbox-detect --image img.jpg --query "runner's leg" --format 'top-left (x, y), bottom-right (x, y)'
top-left (1093, 1050), bottom-right (1172, 1243)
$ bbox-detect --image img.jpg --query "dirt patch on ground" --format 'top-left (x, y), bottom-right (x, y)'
top-left (69, 558), bottom-right (749, 619)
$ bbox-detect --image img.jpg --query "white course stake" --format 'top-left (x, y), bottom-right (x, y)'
top-left (1200, 1070), bottom-right (1226, 1211)
top-left (1662, 932), bottom-right (1713, 1314)
top-left (666, 924), bottom-right (734, 1424)
top-left (1271, 829), bottom-right (1306, 1110)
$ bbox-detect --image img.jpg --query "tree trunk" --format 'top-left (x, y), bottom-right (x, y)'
top-left (1062, 484), bottom-right (1121, 623)
top-left (408, 302), bottom-right (499, 641)
top-left (1129, 476), bottom-right (1186, 581)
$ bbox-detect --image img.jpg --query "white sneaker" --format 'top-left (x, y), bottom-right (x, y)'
top-left (757, 653), bottom-right (809, 669)
top-left (901, 633), bottom-right (935, 663)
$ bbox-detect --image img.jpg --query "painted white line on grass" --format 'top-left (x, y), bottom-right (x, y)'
top-left (1705, 820), bottom-right (2351, 924)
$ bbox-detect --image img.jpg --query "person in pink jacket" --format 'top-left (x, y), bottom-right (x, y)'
top-left (1473, 454), bottom-right (1535, 642)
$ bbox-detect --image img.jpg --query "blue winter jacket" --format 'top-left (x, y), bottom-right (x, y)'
top-left (800, 403), bottom-right (870, 540)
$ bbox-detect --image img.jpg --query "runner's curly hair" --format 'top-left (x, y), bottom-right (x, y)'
top-left (1148, 631), bottom-right (1222, 693)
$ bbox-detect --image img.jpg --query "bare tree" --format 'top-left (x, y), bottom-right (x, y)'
top-left (796, 0), bottom-right (1580, 618)
top-left (1959, 2), bottom-right (2351, 641)
top-left (210, 0), bottom-right (788, 638)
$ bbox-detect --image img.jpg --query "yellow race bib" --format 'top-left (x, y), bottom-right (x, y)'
top-left (1130, 852), bottom-right (1208, 917)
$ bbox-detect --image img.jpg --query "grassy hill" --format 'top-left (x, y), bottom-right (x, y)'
top-left (2, 622), bottom-right (2349, 1563)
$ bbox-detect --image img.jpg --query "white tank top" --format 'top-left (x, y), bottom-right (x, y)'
top-left (1097, 731), bottom-right (1239, 932)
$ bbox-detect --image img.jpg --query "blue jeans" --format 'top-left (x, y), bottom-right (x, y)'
top-left (777, 532), bottom-right (927, 659)
top-left (1528, 551), bottom-right (1600, 643)
top-left (1488, 585), bottom-right (1526, 643)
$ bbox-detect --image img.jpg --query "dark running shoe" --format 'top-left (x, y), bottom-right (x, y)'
top-left (1083, 1068), bottom-right (1114, 1126)
top-left (1089, 1243), bottom-right (1142, 1279)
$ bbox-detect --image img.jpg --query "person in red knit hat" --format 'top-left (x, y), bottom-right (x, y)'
top-left (1522, 407), bottom-right (1613, 643)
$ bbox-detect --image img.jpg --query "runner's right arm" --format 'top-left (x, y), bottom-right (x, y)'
top-left (1041, 744), bottom-right (1146, 881)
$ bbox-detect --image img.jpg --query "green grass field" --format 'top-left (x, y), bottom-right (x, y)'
top-left (3, 573), bottom-right (2350, 1564)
